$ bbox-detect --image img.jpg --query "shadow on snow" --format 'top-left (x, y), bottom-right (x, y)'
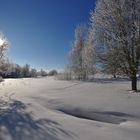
top-left (0, 98), bottom-right (74, 140)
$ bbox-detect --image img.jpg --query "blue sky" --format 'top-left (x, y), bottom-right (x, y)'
top-left (0, 0), bottom-right (96, 70)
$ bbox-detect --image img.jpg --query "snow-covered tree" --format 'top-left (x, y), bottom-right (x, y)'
top-left (0, 33), bottom-right (8, 59)
top-left (69, 24), bottom-right (95, 80)
top-left (48, 70), bottom-right (57, 76)
top-left (0, 33), bottom-right (9, 78)
top-left (22, 64), bottom-right (31, 78)
top-left (91, 0), bottom-right (140, 90)
top-left (69, 25), bottom-right (87, 80)
top-left (99, 48), bottom-right (121, 78)
top-left (82, 30), bottom-right (96, 79)
top-left (0, 59), bottom-right (10, 76)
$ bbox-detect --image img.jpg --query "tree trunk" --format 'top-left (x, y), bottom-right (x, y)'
top-left (113, 74), bottom-right (116, 78)
top-left (131, 74), bottom-right (137, 91)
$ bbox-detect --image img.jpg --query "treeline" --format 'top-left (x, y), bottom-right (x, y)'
top-left (61, 0), bottom-right (140, 91)
top-left (0, 59), bottom-right (57, 78)
top-left (0, 33), bottom-right (58, 79)
top-left (1, 0), bottom-right (140, 90)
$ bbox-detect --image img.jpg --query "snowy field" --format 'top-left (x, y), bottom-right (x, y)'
top-left (0, 77), bottom-right (140, 140)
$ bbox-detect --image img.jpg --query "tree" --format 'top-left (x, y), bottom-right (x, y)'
top-left (22, 64), bottom-right (30, 78)
top-left (38, 69), bottom-right (47, 77)
top-left (0, 33), bottom-right (8, 59)
top-left (69, 24), bottom-right (96, 80)
top-left (0, 59), bottom-right (10, 77)
top-left (13, 64), bottom-right (24, 78)
top-left (30, 68), bottom-right (37, 77)
top-left (82, 30), bottom-right (96, 79)
top-left (48, 70), bottom-right (57, 76)
top-left (69, 24), bottom-right (95, 80)
top-left (0, 33), bottom-right (9, 78)
top-left (69, 25), bottom-right (87, 80)
top-left (99, 49), bottom-right (120, 78)
top-left (91, 0), bottom-right (140, 90)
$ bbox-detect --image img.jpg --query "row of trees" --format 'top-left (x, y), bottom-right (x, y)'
top-left (0, 59), bottom-right (58, 78)
top-left (1, 0), bottom-right (140, 90)
top-left (0, 33), bottom-right (58, 79)
top-left (68, 0), bottom-right (140, 91)
top-left (0, 59), bottom-right (43, 78)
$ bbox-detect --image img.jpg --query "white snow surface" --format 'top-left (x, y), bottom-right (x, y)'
top-left (0, 77), bottom-right (140, 140)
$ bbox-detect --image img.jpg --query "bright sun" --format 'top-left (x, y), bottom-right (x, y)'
top-left (0, 38), bottom-right (4, 46)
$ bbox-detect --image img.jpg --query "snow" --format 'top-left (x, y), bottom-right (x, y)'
top-left (0, 77), bottom-right (140, 140)
top-left (0, 38), bottom-right (4, 46)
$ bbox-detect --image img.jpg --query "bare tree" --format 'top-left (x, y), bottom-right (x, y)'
top-left (91, 0), bottom-right (140, 90)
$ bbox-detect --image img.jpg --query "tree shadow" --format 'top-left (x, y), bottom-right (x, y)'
top-left (0, 98), bottom-right (74, 140)
top-left (86, 77), bottom-right (131, 84)
top-left (57, 108), bottom-right (131, 125)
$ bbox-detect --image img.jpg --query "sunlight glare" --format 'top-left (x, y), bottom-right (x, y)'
top-left (0, 38), bottom-right (4, 46)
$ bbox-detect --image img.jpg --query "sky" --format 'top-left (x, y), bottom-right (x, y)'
top-left (0, 0), bottom-right (96, 70)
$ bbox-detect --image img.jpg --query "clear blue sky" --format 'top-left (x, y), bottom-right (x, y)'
top-left (0, 0), bottom-right (96, 70)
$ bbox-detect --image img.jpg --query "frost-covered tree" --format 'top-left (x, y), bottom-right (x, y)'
top-left (48, 70), bottom-right (57, 76)
top-left (0, 33), bottom-right (8, 59)
top-left (0, 60), bottom-right (22, 78)
top-left (0, 58), bottom-right (38, 78)
top-left (22, 64), bottom-right (31, 78)
top-left (99, 48), bottom-right (121, 78)
top-left (69, 24), bottom-right (95, 80)
top-left (82, 30), bottom-right (96, 79)
top-left (69, 25), bottom-right (87, 80)
top-left (0, 33), bottom-right (9, 78)
top-left (38, 69), bottom-right (47, 77)
top-left (91, 0), bottom-right (140, 90)
top-left (30, 68), bottom-right (37, 77)
top-left (0, 59), bottom-right (10, 77)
